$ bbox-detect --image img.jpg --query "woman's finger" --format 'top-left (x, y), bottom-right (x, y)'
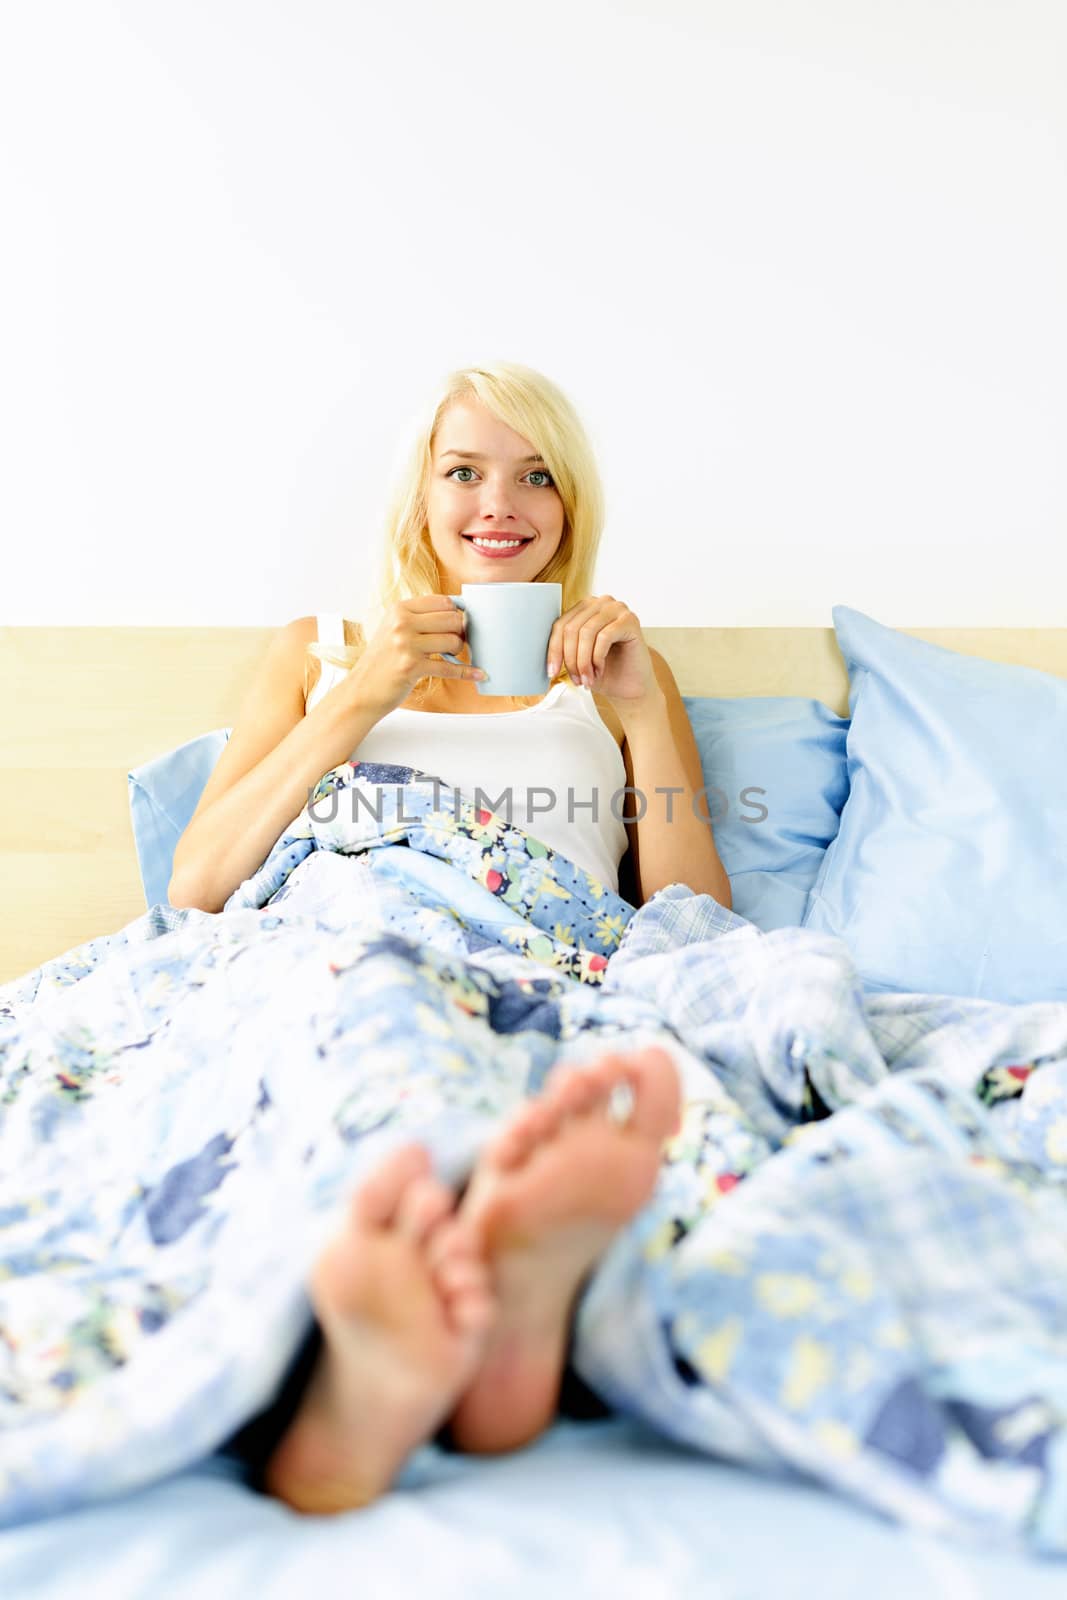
top-left (551, 596), bottom-right (611, 680)
top-left (581, 621), bottom-right (629, 682)
top-left (547, 600), bottom-right (594, 674)
top-left (419, 631), bottom-right (467, 654)
top-left (413, 606), bottom-right (466, 635)
top-left (437, 657), bottom-right (486, 680)
top-left (572, 601), bottom-right (629, 682)
top-left (577, 614), bottom-right (627, 682)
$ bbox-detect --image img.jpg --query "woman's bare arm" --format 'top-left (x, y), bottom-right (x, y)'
top-left (617, 650), bottom-right (732, 909)
top-left (168, 619), bottom-right (382, 913)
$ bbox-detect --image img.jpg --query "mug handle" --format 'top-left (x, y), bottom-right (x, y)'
top-left (441, 595), bottom-right (465, 664)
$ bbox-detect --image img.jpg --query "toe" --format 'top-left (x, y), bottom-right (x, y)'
top-left (426, 1220), bottom-right (497, 1331)
top-left (489, 1101), bottom-right (557, 1169)
top-left (395, 1174), bottom-right (455, 1244)
top-left (351, 1144), bottom-right (433, 1228)
top-left (554, 1056), bottom-right (629, 1118)
top-left (424, 1216), bottom-right (484, 1273)
top-left (434, 1255), bottom-right (492, 1297)
top-left (546, 1066), bottom-right (603, 1120)
top-left (626, 1046), bottom-right (683, 1138)
top-left (449, 1286), bottom-right (497, 1333)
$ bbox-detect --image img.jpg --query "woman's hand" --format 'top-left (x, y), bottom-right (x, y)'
top-left (349, 595), bottom-right (485, 716)
top-left (546, 596), bottom-right (658, 707)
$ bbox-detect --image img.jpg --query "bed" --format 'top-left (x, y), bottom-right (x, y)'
top-left (6, 618), bottom-right (1066, 988)
top-left (2, 617), bottom-right (1067, 1597)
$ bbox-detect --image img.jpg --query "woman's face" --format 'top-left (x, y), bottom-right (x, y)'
top-left (425, 398), bottom-right (566, 591)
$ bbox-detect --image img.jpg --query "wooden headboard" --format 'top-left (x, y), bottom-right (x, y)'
top-left (4, 624), bottom-right (1066, 987)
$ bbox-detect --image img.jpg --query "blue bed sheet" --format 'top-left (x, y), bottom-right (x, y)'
top-left (2, 1420), bottom-right (1064, 1600)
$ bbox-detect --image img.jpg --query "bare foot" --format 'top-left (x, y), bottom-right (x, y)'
top-left (263, 1143), bottom-right (497, 1514)
top-left (445, 1045), bottom-right (682, 1454)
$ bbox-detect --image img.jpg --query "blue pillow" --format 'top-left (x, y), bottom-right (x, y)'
top-left (682, 697), bottom-right (850, 931)
top-left (803, 606), bottom-right (1067, 1003)
top-left (128, 730), bottom-right (231, 908)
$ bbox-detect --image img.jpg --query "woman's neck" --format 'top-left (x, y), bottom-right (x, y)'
top-left (406, 677), bottom-right (546, 713)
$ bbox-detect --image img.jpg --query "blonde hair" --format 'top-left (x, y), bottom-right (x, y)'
top-left (306, 360), bottom-right (605, 707)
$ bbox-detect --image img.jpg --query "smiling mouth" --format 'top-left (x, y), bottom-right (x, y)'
top-left (462, 534), bottom-right (534, 547)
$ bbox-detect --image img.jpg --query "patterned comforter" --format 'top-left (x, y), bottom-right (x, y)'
top-left (2, 760), bottom-right (1067, 1555)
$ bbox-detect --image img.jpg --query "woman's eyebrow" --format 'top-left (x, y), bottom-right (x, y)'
top-left (439, 449), bottom-right (546, 464)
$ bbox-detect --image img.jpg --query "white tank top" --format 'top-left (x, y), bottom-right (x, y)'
top-left (305, 612), bottom-right (630, 891)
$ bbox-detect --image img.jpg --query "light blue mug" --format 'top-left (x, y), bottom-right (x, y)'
top-left (441, 581), bottom-right (563, 696)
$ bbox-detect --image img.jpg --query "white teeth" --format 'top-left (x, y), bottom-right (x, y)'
top-left (470, 537), bottom-right (525, 549)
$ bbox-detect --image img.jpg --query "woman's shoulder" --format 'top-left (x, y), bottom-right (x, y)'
top-left (283, 615), bottom-right (320, 645)
top-left (283, 614), bottom-right (359, 647)
top-left (278, 614), bottom-right (356, 708)
top-left (258, 615), bottom-right (319, 674)
top-left (267, 616), bottom-right (317, 709)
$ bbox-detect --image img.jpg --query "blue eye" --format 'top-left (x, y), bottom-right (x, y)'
top-left (446, 466), bottom-right (555, 487)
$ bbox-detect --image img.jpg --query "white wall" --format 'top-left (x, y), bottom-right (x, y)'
top-left (2, 0), bottom-right (1064, 627)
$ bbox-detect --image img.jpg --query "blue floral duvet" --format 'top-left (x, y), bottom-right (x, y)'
top-left (2, 760), bottom-right (1067, 1556)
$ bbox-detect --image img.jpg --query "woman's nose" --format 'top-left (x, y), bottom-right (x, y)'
top-left (477, 481), bottom-right (519, 516)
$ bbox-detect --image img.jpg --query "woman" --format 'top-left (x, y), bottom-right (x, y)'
top-left (170, 362), bottom-right (732, 1512)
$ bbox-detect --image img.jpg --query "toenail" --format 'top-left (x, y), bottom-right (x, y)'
top-left (606, 1080), bottom-right (635, 1126)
